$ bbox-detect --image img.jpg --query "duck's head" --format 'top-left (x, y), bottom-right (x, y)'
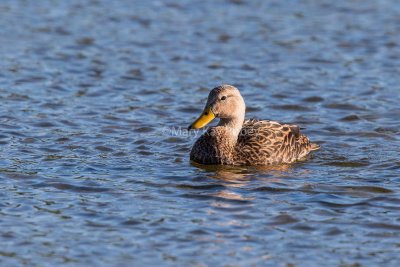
top-left (188, 84), bottom-right (246, 130)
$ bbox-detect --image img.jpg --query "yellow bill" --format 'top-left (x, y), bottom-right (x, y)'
top-left (188, 106), bottom-right (215, 130)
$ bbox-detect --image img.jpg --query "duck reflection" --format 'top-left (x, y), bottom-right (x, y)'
top-left (191, 162), bottom-right (294, 201)
top-left (191, 162), bottom-right (293, 182)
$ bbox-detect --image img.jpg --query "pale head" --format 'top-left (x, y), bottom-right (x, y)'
top-left (206, 84), bottom-right (245, 120)
top-left (188, 84), bottom-right (246, 130)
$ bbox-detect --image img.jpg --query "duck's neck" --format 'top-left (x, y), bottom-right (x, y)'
top-left (217, 116), bottom-right (244, 144)
top-left (218, 117), bottom-right (243, 132)
top-left (210, 117), bottom-right (244, 164)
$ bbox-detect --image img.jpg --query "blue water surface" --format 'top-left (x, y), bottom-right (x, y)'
top-left (0, 0), bottom-right (399, 266)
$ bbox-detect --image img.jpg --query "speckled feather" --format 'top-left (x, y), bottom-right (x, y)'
top-left (189, 84), bottom-right (319, 165)
top-left (190, 119), bottom-right (320, 165)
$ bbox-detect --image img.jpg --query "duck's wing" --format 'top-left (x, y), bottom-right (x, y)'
top-left (235, 119), bottom-right (319, 165)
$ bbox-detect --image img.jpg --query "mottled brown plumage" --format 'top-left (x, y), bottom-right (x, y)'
top-left (188, 85), bottom-right (319, 165)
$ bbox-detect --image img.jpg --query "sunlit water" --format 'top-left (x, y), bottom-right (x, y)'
top-left (1, 0), bottom-right (400, 266)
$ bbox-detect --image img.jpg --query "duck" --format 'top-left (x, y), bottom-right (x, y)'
top-left (187, 84), bottom-right (319, 165)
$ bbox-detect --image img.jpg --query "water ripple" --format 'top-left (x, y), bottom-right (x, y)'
top-left (0, 0), bottom-right (399, 266)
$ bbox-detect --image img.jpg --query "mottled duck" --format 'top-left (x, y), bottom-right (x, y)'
top-left (188, 84), bottom-right (319, 165)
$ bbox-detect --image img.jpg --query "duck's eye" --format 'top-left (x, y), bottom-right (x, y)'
top-left (220, 96), bottom-right (227, 101)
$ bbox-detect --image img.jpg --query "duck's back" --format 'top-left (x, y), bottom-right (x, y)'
top-left (234, 119), bottom-right (319, 165)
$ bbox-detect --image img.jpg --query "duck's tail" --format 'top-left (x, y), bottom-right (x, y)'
top-left (310, 143), bottom-right (320, 151)
top-left (297, 136), bottom-right (320, 160)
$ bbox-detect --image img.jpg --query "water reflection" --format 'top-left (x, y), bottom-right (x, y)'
top-left (192, 162), bottom-right (294, 185)
top-left (0, 0), bottom-right (399, 266)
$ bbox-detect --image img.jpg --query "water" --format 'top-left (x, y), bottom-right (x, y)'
top-left (0, 0), bottom-right (399, 266)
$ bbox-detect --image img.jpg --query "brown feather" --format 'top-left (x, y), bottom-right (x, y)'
top-left (189, 85), bottom-right (319, 165)
top-left (190, 119), bottom-right (320, 165)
